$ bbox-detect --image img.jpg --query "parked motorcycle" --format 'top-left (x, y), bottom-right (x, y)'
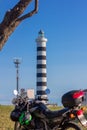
top-left (10, 88), bottom-right (87, 130)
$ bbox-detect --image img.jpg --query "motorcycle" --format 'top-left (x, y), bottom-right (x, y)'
top-left (10, 88), bottom-right (87, 130)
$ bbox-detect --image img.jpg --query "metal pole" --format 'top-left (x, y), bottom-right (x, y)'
top-left (13, 58), bottom-right (21, 92)
top-left (16, 64), bottom-right (19, 92)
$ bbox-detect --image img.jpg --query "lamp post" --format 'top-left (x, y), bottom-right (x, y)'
top-left (13, 58), bottom-right (21, 92)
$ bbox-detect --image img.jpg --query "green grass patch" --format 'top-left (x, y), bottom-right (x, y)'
top-left (0, 105), bottom-right (14, 130)
top-left (0, 105), bottom-right (87, 130)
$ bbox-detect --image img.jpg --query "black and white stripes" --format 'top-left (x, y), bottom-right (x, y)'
top-left (36, 30), bottom-right (48, 103)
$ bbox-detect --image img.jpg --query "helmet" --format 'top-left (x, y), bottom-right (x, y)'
top-left (10, 109), bottom-right (21, 121)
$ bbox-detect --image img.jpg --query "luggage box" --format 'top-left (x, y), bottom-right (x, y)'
top-left (62, 90), bottom-right (84, 108)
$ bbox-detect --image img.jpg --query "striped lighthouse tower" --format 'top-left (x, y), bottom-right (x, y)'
top-left (36, 30), bottom-right (48, 103)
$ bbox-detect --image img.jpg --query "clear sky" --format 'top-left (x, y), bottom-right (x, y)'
top-left (0, 0), bottom-right (87, 105)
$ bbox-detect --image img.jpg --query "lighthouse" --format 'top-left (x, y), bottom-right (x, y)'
top-left (36, 30), bottom-right (48, 103)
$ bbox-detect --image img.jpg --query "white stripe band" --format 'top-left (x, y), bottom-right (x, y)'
top-left (37, 68), bottom-right (46, 73)
top-left (37, 77), bottom-right (47, 82)
top-left (37, 42), bottom-right (46, 47)
top-left (37, 60), bottom-right (46, 64)
top-left (37, 86), bottom-right (47, 91)
top-left (37, 51), bottom-right (46, 56)
top-left (37, 95), bottom-right (48, 98)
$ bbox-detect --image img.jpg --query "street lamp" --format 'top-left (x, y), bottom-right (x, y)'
top-left (13, 58), bottom-right (21, 92)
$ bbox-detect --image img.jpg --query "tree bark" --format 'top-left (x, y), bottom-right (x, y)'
top-left (0, 0), bottom-right (38, 50)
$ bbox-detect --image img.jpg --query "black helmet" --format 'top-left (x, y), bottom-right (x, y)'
top-left (10, 109), bottom-right (21, 121)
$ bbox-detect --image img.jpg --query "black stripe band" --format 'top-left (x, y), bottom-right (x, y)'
top-left (37, 73), bottom-right (46, 77)
top-left (37, 47), bottom-right (46, 51)
top-left (37, 82), bottom-right (47, 86)
top-left (37, 64), bottom-right (46, 68)
top-left (37, 91), bottom-right (47, 95)
top-left (37, 55), bottom-right (46, 60)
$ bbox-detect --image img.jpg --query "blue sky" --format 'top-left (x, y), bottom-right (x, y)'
top-left (0, 0), bottom-right (87, 105)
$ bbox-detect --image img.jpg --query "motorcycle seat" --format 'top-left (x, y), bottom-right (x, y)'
top-left (38, 103), bottom-right (69, 119)
top-left (44, 107), bottom-right (69, 119)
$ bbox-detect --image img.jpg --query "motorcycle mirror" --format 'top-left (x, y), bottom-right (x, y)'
top-left (13, 90), bottom-right (18, 96)
top-left (45, 89), bottom-right (50, 94)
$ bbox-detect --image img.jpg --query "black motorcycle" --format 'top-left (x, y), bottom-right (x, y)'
top-left (10, 89), bottom-right (87, 130)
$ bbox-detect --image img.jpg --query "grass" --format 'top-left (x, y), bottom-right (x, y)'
top-left (0, 105), bottom-right (14, 130)
top-left (0, 105), bottom-right (87, 130)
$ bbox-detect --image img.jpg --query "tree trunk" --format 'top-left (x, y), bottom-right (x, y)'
top-left (0, 0), bottom-right (38, 50)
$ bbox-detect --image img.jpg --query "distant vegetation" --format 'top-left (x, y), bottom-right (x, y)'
top-left (0, 105), bottom-right (87, 130)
